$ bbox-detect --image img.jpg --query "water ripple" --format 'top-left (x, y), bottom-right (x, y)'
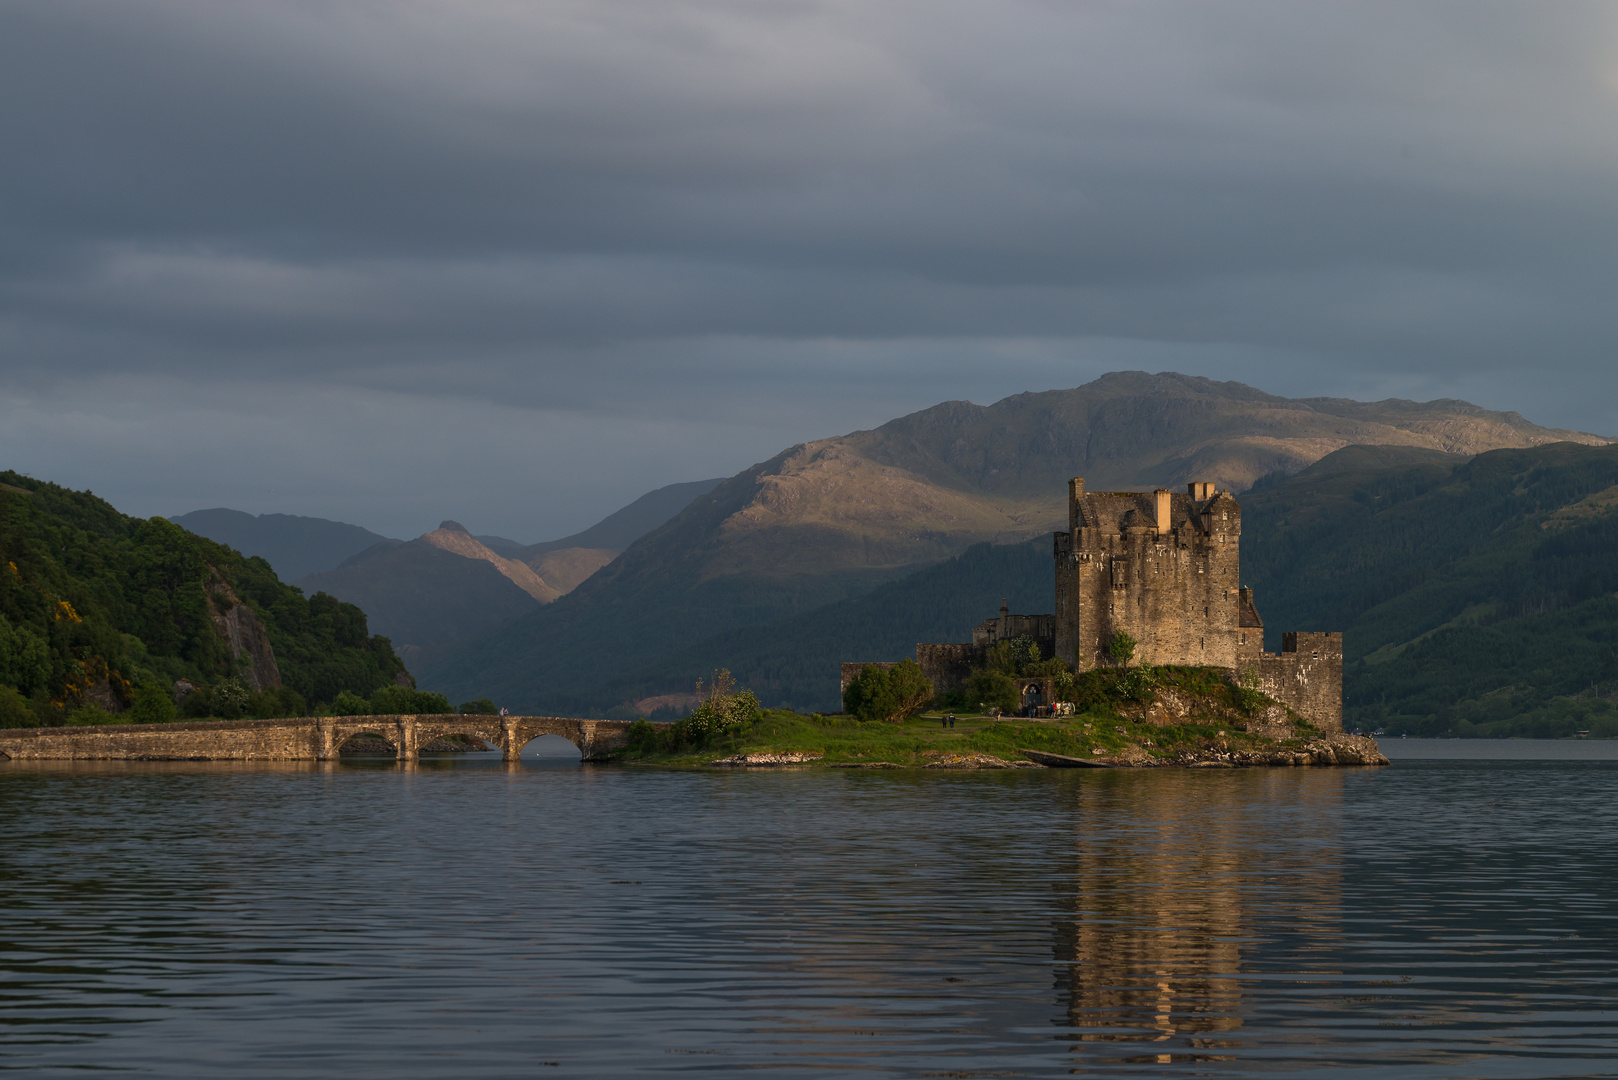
top-left (0, 757), bottom-right (1615, 1077)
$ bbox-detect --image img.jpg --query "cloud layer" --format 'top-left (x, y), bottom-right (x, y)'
top-left (4, 1), bottom-right (1617, 538)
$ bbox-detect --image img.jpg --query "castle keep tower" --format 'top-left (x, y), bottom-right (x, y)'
top-left (1055, 479), bottom-right (1245, 670)
top-left (856, 475), bottom-right (1344, 730)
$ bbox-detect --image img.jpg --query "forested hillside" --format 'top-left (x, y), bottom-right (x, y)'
top-left (1241, 442), bottom-right (1618, 736)
top-left (0, 472), bottom-right (410, 725)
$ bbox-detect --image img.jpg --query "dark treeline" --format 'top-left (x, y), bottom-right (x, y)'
top-left (0, 471), bottom-right (413, 726)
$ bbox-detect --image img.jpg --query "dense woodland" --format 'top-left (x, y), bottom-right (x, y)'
top-left (0, 472), bottom-right (417, 726)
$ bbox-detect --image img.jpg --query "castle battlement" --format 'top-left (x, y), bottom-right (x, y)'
top-left (1056, 478), bottom-right (1245, 672)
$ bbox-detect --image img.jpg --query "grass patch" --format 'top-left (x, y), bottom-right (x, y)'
top-left (614, 665), bottom-right (1311, 768)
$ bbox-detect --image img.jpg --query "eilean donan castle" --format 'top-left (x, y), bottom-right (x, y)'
top-left (847, 478), bottom-right (1343, 729)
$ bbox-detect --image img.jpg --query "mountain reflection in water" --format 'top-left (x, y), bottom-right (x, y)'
top-left (1, 756), bottom-right (1616, 1078)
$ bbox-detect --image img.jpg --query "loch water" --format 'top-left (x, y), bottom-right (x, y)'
top-left (3, 742), bottom-right (1617, 1078)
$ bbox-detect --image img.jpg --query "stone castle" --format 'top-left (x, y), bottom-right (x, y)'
top-left (844, 478), bottom-right (1342, 729)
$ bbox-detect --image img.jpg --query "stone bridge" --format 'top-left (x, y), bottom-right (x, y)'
top-left (0, 713), bottom-right (653, 763)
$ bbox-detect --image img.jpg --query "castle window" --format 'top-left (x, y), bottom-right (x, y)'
top-left (1239, 634), bottom-right (1246, 646)
top-left (1312, 650), bottom-right (1319, 660)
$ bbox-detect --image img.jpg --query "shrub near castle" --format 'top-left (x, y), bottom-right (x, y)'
top-left (842, 659), bottom-right (933, 723)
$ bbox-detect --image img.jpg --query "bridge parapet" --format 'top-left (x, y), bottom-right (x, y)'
top-left (0, 714), bottom-right (652, 762)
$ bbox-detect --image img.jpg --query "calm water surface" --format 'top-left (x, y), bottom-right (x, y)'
top-left (3, 744), bottom-right (1616, 1078)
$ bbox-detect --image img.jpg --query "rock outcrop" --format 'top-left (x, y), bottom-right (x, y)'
top-left (423, 522), bottom-right (561, 603)
top-left (207, 574), bottom-right (282, 691)
top-left (711, 751), bottom-right (824, 766)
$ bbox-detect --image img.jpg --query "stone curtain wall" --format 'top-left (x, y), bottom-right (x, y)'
top-left (839, 662), bottom-right (897, 695)
top-left (0, 714), bottom-right (644, 762)
top-left (1255, 633), bottom-right (1343, 731)
top-left (914, 644), bottom-right (987, 697)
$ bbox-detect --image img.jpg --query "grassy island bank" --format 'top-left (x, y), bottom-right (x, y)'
top-left (616, 666), bottom-right (1388, 769)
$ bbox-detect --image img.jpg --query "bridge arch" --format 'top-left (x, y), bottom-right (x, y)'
top-left (333, 729), bottom-right (399, 756)
top-left (514, 733), bottom-right (583, 759)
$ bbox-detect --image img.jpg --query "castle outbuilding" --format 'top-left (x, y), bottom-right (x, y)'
top-left (849, 478), bottom-right (1343, 729)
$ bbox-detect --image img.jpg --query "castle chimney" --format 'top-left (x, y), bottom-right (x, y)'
top-left (1068, 477), bottom-right (1085, 533)
top-left (1154, 488), bottom-right (1172, 534)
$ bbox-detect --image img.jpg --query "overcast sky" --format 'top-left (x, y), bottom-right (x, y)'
top-left (4, 1), bottom-right (1617, 540)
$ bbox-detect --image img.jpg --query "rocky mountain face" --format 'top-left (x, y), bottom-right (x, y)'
top-left (418, 372), bottom-right (1607, 715)
top-left (421, 522), bottom-right (561, 603)
top-left (694, 371), bottom-right (1604, 579)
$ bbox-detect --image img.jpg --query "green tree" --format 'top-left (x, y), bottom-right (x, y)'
top-left (676, 668), bottom-right (763, 741)
top-left (250, 686), bottom-right (307, 719)
top-left (965, 668), bottom-right (1019, 715)
top-left (212, 678), bottom-right (251, 719)
top-left (0, 686), bottom-right (37, 728)
top-left (1106, 630), bottom-right (1137, 668)
top-left (330, 689), bottom-right (372, 716)
top-left (128, 681), bottom-right (176, 724)
top-left (369, 685), bottom-right (454, 714)
top-left (64, 702), bottom-right (116, 726)
top-left (459, 697), bottom-right (498, 715)
top-left (0, 612), bottom-right (51, 696)
top-left (843, 659), bottom-right (934, 723)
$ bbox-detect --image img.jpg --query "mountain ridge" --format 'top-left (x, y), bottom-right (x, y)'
top-left (419, 372), bottom-right (1604, 712)
top-left (167, 509), bottom-right (395, 581)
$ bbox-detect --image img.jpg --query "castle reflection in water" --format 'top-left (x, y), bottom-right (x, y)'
top-left (1055, 770), bottom-right (1345, 1066)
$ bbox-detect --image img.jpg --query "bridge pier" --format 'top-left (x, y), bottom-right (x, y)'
top-left (501, 717), bottom-right (521, 762)
top-left (316, 718), bottom-right (338, 761)
top-left (395, 715), bottom-right (418, 762)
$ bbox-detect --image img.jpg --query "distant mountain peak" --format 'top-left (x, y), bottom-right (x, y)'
top-left (421, 526), bottom-right (560, 603)
top-left (439, 520), bottom-right (468, 533)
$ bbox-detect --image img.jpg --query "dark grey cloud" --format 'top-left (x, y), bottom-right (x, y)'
top-left (3, 1), bottom-right (1617, 538)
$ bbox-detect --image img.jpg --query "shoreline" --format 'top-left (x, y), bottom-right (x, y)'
top-left (621, 710), bottom-right (1390, 770)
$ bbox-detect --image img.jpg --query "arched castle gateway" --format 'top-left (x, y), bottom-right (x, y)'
top-left (847, 478), bottom-right (1343, 729)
